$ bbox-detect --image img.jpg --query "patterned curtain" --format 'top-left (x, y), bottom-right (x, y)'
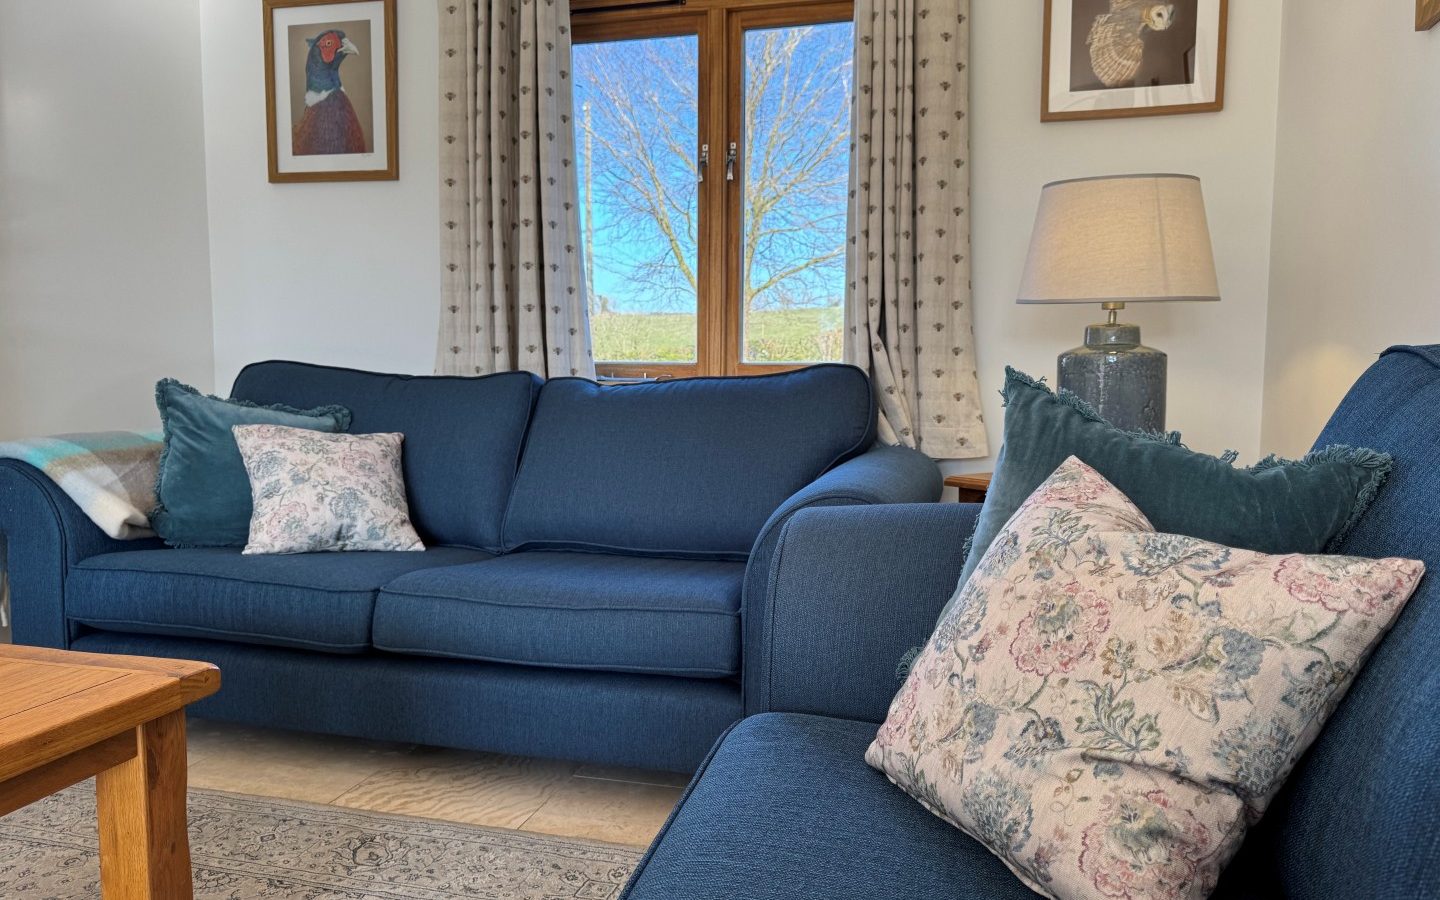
top-left (844, 0), bottom-right (987, 459)
top-left (437, 0), bottom-right (595, 378)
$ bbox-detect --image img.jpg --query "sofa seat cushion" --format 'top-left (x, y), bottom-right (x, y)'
top-left (68, 546), bottom-right (492, 653)
top-left (621, 713), bottom-right (1041, 900)
top-left (374, 551), bottom-right (743, 677)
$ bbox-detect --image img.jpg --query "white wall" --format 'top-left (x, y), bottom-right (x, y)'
top-left (200, 0), bottom-right (441, 393)
top-left (957, 0), bottom-right (1286, 474)
top-left (0, 0), bottom-right (1296, 459)
top-left (197, 0), bottom-right (1285, 461)
top-left (1261, 0), bottom-right (1440, 457)
top-left (0, 0), bottom-right (214, 439)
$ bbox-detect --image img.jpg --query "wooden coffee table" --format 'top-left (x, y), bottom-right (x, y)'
top-left (0, 644), bottom-right (220, 899)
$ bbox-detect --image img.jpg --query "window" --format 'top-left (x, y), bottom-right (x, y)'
top-left (573, 0), bottom-right (854, 378)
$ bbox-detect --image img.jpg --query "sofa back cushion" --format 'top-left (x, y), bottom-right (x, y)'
top-left (1222, 345), bottom-right (1440, 899)
top-left (502, 365), bottom-right (876, 558)
top-left (230, 361), bottom-right (540, 552)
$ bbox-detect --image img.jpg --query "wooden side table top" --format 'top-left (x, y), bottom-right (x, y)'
top-left (0, 644), bottom-right (219, 898)
top-left (944, 472), bottom-right (992, 504)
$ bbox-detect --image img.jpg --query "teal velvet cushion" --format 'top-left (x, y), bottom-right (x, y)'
top-left (953, 368), bottom-right (1392, 601)
top-left (151, 379), bottom-right (351, 548)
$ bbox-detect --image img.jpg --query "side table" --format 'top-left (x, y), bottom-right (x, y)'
top-left (944, 472), bottom-right (992, 505)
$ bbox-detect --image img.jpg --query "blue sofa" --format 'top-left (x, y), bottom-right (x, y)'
top-left (0, 361), bottom-right (941, 773)
top-left (622, 345), bottom-right (1440, 899)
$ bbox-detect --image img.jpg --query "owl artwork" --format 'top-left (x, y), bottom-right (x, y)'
top-left (1087, 1), bottom-right (1177, 88)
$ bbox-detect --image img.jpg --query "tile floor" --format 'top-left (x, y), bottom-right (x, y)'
top-left (184, 718), bottom-right (688, 847)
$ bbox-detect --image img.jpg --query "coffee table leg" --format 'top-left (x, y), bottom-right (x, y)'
top-left (95, 710), bottom-right (193, 899)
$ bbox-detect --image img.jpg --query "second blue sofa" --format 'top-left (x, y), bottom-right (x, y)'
top-left (0, 361), bottom-right (941, 772)
top-left (620, 345), bottom-right (1440, 898)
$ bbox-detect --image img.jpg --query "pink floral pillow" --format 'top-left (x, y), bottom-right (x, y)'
top-left (233, 424), bottom-right (424, 554)
top-left (867, 456), bottom-right (1423, 900)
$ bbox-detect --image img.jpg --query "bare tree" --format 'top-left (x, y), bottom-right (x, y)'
top-left (574, 27), bottom-right (851, 317)
top-left (740, 28), bottom-right (850, 312)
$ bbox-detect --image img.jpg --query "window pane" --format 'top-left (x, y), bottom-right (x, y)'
top-left (741, 21), bottom-right (853, 364)
top-left (574, 34), bottom-right (700, 364)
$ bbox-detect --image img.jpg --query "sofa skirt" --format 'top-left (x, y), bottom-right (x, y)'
top-left (71, 632), bottom-right (742, 773)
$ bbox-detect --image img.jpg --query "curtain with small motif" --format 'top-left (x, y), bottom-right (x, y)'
top-left (436, 0), bottom-right (594, 378)
top-left (845, 0), bottom-right (987, 458)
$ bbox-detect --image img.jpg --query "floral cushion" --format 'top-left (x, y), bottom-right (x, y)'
top-left (233, 424), bottom-right (424, 555)
top-left (866, 457), bottom-right (1424, 900)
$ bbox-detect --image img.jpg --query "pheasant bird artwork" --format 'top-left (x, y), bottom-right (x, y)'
top-left (1087, 1), bottom-right (1177, 89)
top-left (292, 29), bottom-right (367, 155)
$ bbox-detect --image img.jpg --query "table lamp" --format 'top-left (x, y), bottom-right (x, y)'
top-left (1017, 174), bottom-right (1220, 433)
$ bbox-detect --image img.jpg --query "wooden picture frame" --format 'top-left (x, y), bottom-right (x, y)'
top-left (263, 0), bottom-right (398, 182)
top-left (1042, 0), bottom-right (1227, 123)
top-left (1419, 0), bottom-right (1440, 31)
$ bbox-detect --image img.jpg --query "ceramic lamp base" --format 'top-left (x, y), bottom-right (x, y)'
top-left (1057, 321), bottom-right (1167, 433)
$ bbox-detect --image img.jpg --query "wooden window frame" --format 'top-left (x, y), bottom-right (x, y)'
top-left (573, 0), bottom-right (854, 380)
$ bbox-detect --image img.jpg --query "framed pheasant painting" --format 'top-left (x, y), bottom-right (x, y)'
top-left (1042, 0), bottom-right (1228, 122)
top-left (263, 0), bottom-right (398, 182)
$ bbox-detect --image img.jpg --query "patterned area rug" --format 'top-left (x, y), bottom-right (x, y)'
top-left (0, 783), bottom-right (640, 899)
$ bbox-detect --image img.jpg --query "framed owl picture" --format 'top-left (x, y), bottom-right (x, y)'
top-left (1042, 0), bottom-right (1228, 122)
top-left (1420, 0), bottom-right (1440, 31)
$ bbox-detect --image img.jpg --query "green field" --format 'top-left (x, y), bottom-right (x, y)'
top-left (591, 307), bottom-right (843, 364)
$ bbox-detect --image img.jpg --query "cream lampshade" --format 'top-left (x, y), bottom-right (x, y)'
top-left (1017, 173), bottom-right (1220, 432)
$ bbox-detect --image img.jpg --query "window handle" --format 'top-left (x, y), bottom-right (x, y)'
top-left (698, 143), bottom-right (709, 183)
top-left (725, 142), bottom-right (737, 182)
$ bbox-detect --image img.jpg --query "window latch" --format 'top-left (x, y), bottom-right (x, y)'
top-left (698, 143), bottom-right (709, 183)
top-left (725, 142), bottom-right (737, 181)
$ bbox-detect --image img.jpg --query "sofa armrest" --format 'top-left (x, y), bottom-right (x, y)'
top-left (748, 501), bottom-right (979, 721)
top-left (0, 460), bottom-right (162, 647)
top-left (741, 445), bottom-right (943, 714)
